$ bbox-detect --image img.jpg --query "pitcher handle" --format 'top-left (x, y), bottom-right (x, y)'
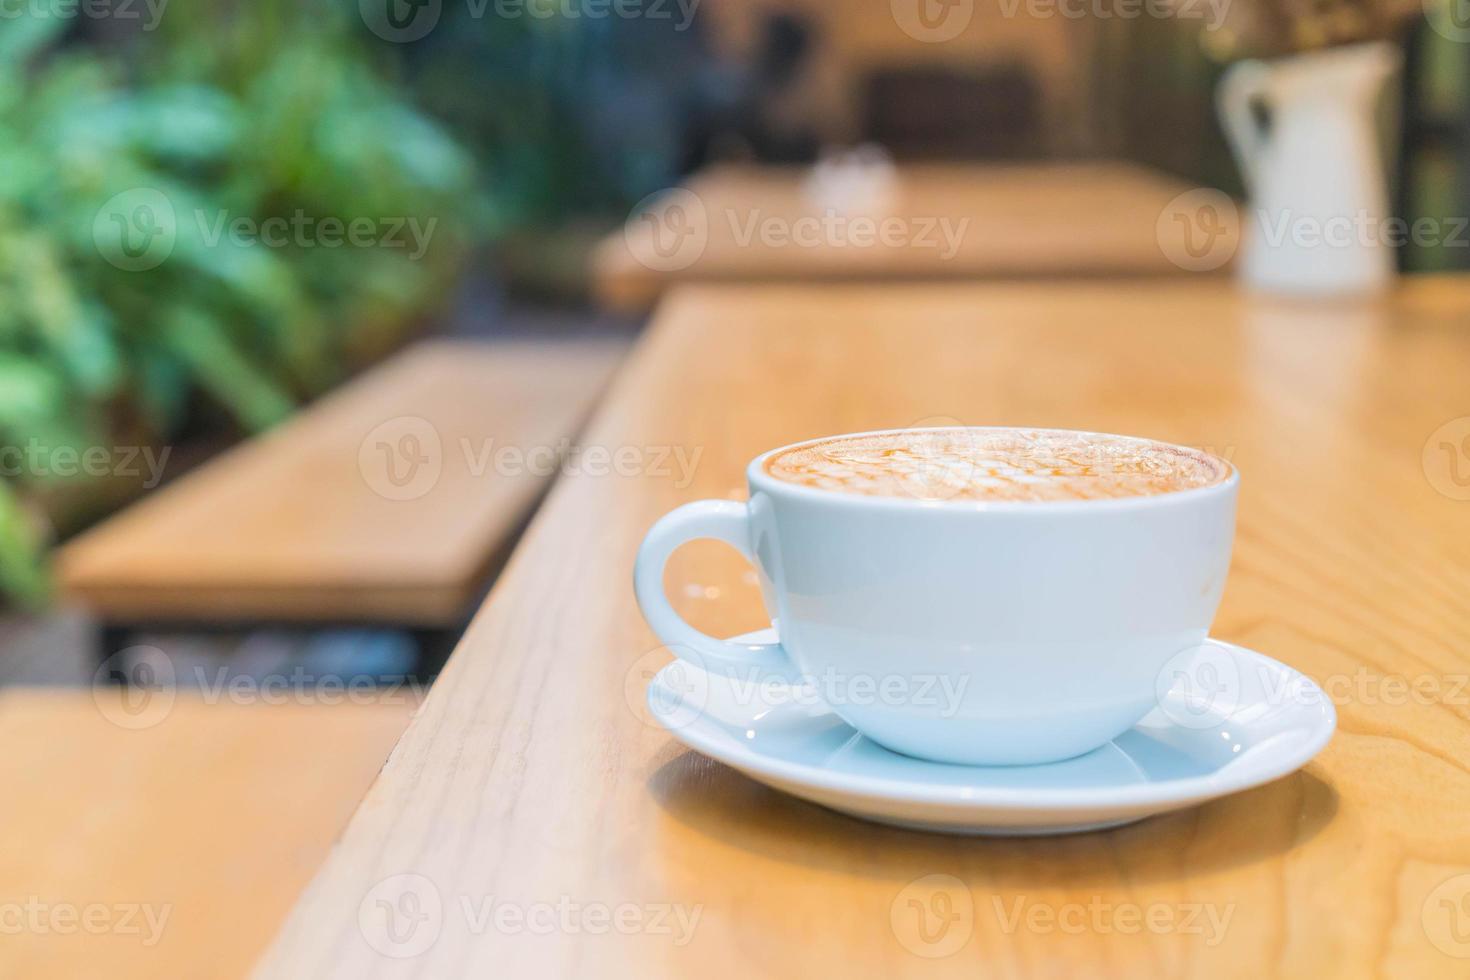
top-left (1217, 60), bottom-right (1270, 197)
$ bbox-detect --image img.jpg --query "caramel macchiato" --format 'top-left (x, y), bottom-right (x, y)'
top-left (762, 428), bottom-right (1229, 502)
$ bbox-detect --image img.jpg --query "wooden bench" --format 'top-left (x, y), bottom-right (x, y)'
top-left (57, 339), bottom-right (623, 669)
top-left (0, 689), bottom-right (415, 980)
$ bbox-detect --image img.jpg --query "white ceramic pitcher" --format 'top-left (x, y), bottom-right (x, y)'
top-left (1217, 42), bottom-right (1400, 296)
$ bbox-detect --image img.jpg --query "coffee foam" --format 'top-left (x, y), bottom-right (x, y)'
top-left (762, 428), bottom-right (1229, 502)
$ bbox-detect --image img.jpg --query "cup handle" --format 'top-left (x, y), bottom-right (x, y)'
top-left (634, 500), bottom-right (800, 682)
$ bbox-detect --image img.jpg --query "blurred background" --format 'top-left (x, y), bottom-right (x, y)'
top-left (0, 0), bottom-right (1464, 678)
top-left (1, 0), bottom-right (1467, 974)
top-left (0, 0), bottom-right (1466, 627)
top-left (0, 1), bottom-right (1460, 595)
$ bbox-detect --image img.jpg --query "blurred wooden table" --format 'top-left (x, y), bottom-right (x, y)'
top-left (0, 690), bottom-right (414, 980)
top-left (258, 278), bottom-right (1470, 978)
top-left (592, 162), bottom-right (1232, 311)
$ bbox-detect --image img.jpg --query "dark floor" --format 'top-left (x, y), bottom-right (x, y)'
top-left (0, 611), bottom-right (422, 690)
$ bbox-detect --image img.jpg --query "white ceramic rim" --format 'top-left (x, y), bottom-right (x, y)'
top-left (748, 426), bottom-right (1239, 513)
top-left (649, 635), bottom-right (1336, 813)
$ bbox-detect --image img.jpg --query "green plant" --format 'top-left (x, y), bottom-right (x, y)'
top-left (0, 10), bottom-right (487, 607)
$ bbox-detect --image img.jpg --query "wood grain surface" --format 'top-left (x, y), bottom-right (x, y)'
top-left (592, 162), bottom-right (1232, 311)
top-left (257, 279), bottom-right (1470, 978)
top-left (0, 690), bottom-right (416, 980)
top-left (57, 339), bottom-right (624, 626)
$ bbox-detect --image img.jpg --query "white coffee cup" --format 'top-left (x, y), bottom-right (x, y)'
top-left (634, 427), bottom-right (1238, 766)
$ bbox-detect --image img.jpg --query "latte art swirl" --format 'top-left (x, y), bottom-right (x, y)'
top-left (763, 428), bottom-right (1229, 502)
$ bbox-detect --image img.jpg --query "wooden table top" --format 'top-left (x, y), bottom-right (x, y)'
top-left (0, 690), bottom-right (413, 980)
top-left (258, 277), bottom-right (1470, 978)
top-left (592, 162), bottom-right (1234, 311)
top-left (57, 339), bottom-right (623, 626)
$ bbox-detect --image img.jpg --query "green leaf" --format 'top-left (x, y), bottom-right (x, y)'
top-left (124, 85), bottom-right (243, 165)
top-left (5, 231), bottom-right (122, 395)
top-left (161, 307), bottom-right (295, 431)
top-left (0, 480), bottom-right (51, 609)
top-left (0, 14), bottom-right (68, 72)
top-left (0, 355), bottom-right (65, 430)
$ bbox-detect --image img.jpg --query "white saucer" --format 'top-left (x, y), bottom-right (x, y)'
top-left (647, 629), bottom-right (1335, 835)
